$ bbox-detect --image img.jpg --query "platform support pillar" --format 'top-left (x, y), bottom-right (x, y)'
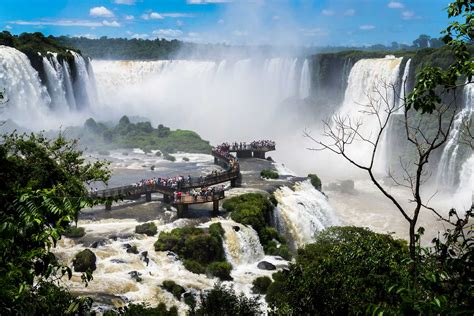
top-left (105, 199), bottom-right (112, 211)
top-left (145, 192), bottom-right (152, 202)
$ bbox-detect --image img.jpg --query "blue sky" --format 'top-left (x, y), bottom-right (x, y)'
top-left (0, 0), bottom-right (451, 46)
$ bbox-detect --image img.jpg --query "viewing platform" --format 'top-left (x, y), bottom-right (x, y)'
top-left (90, 140), bottom-right (275, 216)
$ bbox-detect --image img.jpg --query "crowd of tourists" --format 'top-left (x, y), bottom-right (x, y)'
top-left (228, 140), bottom-right (275, 151)
top-left (173, 185), bottom-right (225, 203)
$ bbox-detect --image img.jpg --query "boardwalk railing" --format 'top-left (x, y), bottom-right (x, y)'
top-left (173, 190), bottom-right (225, 205)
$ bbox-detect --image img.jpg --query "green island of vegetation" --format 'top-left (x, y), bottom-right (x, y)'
top-left (70, 115), bottom-right (212, 154)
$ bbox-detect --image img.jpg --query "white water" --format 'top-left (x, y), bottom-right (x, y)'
top-left (436, 82), bottom-right (474, 189)
top-left (0, 46), bottom-right (51, 125)
top-left (220, 220), bottom-right (265, 266)
top-left (273, 180), bottom-right (339, 249)
top-left (299, 59), bottom-right (310, 99)
top-left (0, 46), bottom-right (96, 127)
top-left (397, 58), bottom-right (411, 111)
top-left (335, 56), bottom-right (403, 174)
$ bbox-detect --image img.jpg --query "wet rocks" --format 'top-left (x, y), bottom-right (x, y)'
top-left (135, 222), bottom-right (157, 236)
top-left (126, 245), bottom-right (139, 254)
top-left (128, 271), bottom-right (142, 282)
top-left (73, 249), bottom-right (97, 272)
top-left (91, 239), bottom-right (108, 248)
top-left (232, 226), bottom-right (240, 232)
top-left (257, 260), bottom-right (276, 270)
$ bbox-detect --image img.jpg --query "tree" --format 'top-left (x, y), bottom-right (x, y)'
top-left (0, 132), bottom-right (110, 314)
top-left (306, 0), bottom-right (473, 259)
top-left (266, 227), bottom-right (408, 315)
top-left (413, 34), bottom-right (431, 48)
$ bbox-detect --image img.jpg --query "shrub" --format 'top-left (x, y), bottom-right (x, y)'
top-left (209, 222), bottom-right (225, 239)
top-left (307, 174), bottom-right (322, 191)
top-left (252, 276), bottom-right (272, 294)
top-left (260, 169), bottom-right (279, 179)
top-left (183, 260), bottom-right (205, 274)
top-left (266, 226), bottom-right (409, 315)
top-left (196, 283), bottom-right (261, 316)
top-left (182, 157), bottom-right (189, 162)
top-left (120, 302), bottom-right (178, 316)
top-left (135, 222), bottom-right (157, 236)
top-left (162, 280), bottom-right (185, 299)
top-left (207, 261), bottom-right (233, 281)
top-left (63, 226), bottom-right (85, 238)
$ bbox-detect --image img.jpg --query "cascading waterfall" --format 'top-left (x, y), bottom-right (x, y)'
top-left (42, 55), bottom-right (68, 111)
top-left (436, 82), bottom-right (474, 189)
top-left (299, 59), bottom-right (310, 99)
top-left (273, 180), bottom-right (339, 250)
top-left (62, 60), bottom-right (77, 110)
top-left (71, 51), bottom-right (96, 109)
top-left (335, 56), bottom-right (403, 173)
top-left (0, 45), bottom-right (51, 119)
top-left (220, 220), bottom-right (265, 266)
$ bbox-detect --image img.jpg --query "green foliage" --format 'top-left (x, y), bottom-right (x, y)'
top-left (154, 227), bottom-right (227, 273)
top-left (135, 222), bottom-right (158, 236)
top-left (260, 169), bottom-right (279, 179)
top-left (252, 276), bottom-right (272, 294)
top-left (0, 132), bottom-right (109, 315)
top-left (408, 1), bottom-right (473, 113)
top-left (74, 116), bottom-right (211, 154)
top-left (207, 262), bottom-right (233, 281)
top-left (120, 302), bottom-right (178, 316)
top-left (266, 226), bottom-right (409, 315)
top-left (209, 222), bottom-right (225, 239)
top-left (307, 174), bottom-right (322, 191)
top-left (183, 260), bottom-right (206, 274)
top-left (63, 226), bottom-right (85, 238)
top-left (162, 280), bottom-right (185, 300)
top-left (195, 283), bottom-right (261, 316)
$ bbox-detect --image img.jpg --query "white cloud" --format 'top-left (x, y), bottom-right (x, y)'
top-left (300, 27), bottom-right (328, 37)
top-left (89, 6), bottom-right (115, 18)
top-left (153, 28), bottom-right (183, 38)
top-left (162, 13), bottom-right (194, 18)
top-left (141, 12), bottom-right (164, 20)
top-left (125, 15), bottom-right (134, 20)
top-left (401, 10), bottom-right (420, 20)
top-left (272, 15), bottom-right (280, 20)
top-left (388, 1), bottom-right (404, 9)
top-left (9, 19), bottom-right (104, 27)
top-left (187, 0), bottom-right (233, 4)
top-left (5, 25), bottom-right (12, 29)
top-left (360, 24), bottom-right (375, 30)
top-left (114, 0), bottom-right (135, 4)
top-left (344, 9), bottom-right (356, 16)
top-left (233, 30), bottom-right (248, 37)
top-left (188, 32), bottom-right (199, 37)
top-left (217, 19), bottom-right (224, 24)
top-left (102, 20), bottom-right (121, 27)
top-left (321, 9), bottom-right (335, 16)
top-left (176, 20), bottom-right (184, 26)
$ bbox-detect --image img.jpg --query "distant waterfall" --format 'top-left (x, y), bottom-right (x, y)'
top-left (273, 180), bottom-right (339, 250)
top-left (435, 82), bottom-right (474, 189)
top-left (71, 51), bottom-right (96, 109)
top-left (336, 56), bottom-right (403, 173)
top-left (397, 58), bottom-right (411, 112)
top-left (299, 59), bottom-right (310, 99)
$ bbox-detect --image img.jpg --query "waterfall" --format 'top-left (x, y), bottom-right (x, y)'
top-left (0, 45), bottom-right (51, 121)
top-left (220, 220), bottom-right (265, 266)
top-left (62, 60), bottom-right (77, 110)
top-left (273, 180), bottom-right (339, 250)
top-left (335, 56), bottom-right (403, 173)
top-left (42, 55), bottom-right (68, 111)
top-left (397, 59), bottom-right (411, 112)
top-left (71, 51), bottom-right (95, 109)
top-left (299, 59), bottom-right (310, 99)
top-left (436, 82), bottom-right (474, 189)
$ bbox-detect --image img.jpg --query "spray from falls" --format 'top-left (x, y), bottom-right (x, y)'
top-left (299, 59), bottom-right (310, 99)
top-left (220, 220), bottom-right (265, 266)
